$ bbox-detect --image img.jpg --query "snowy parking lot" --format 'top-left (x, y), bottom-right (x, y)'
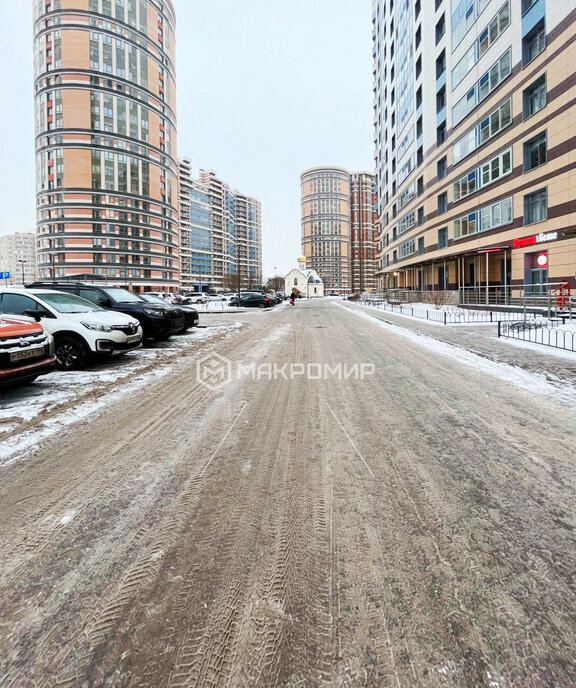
top-left (0, 323), bottom-right (241, 466)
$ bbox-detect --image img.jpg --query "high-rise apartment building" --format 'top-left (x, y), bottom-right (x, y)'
top-left (34, 0), bottom-right (179, 291)
top-left (301, 167), bottom-right (377, 294)
top-left (350, 172), bottom-right (378, 292)
top-left (179, 163), bottom-right (263, 291)
top-left (373, 0), bottom-right (576, 299)
top-left (0, 233), bottom-right (37, 285)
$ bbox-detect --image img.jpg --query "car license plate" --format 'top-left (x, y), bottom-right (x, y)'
top-left (10, 347), bottom-right (44, 362)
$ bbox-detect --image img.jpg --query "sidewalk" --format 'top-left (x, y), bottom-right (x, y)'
top-left (343, 301), bottom-right (576, 394)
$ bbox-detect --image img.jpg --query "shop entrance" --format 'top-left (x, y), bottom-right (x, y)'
top-left (525, 252), bottom-right (548, 295)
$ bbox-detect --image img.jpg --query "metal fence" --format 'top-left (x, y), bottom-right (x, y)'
top-left (460, 283), bottom-right (573, 315)
top-left (360, 301), bottom-right (540, 325)
top-left (498, 320), bottom-right (576, 353)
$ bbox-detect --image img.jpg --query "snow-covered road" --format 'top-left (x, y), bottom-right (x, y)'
top-left (1, 301), bottom-right (576, 686)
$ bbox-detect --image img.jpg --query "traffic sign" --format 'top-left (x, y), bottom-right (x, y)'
top-left (0, 272), bottom-right (10, 280)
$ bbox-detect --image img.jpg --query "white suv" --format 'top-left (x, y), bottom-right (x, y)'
top-left (146, 291), bottom-right (181, 304)
top-left (183, 292), bottom-right (208, 304)
top-left (0, 288), bottom-right (143, 370)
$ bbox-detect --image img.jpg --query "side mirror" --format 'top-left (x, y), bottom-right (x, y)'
top-left (97, 297), bottom-right (109, 307)
top-left (24, 309), bottom-right (50, 321)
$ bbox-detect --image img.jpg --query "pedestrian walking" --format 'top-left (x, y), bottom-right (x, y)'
top-left (290, 288), bottom-right (298, 306)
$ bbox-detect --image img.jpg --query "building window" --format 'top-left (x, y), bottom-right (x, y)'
top-left (452, 48), bottom-right (511, 126)
top-left (435, 14), bottom-right (445, 44)
top-left (523, 19), bottom-right (545, 65)
top-left (417, 145), bottom-right (424, 165)
top-left (523, 74), bottom-right (546, 118)
top-left (399, 183), bottom-right (415, 210)
top-left (436, 50), bottom-right (446, 79)
top-left (437, 86), bottom-right (446, 112)
top-left (418, 237), bottom-right (425, 255)
top-left (524, 131), bottom-right (547, 172)
top-left (417, 206), bottom-right (424, 225)
top-left (454, 147), bottom-right (513, 201)
top-left (438, 192), bottom-right (448, 214)
top-left (479, 2), bottom-right (510, 59)
top-left (438, 227), bottom-right (448, 249)
top-left (399, 239), bottom-right (416, 258)
top-left (454, 196), bottom-right (513, 239)
top-left (437, 157), bottom-right (447, 179)
top-left (453, 98), bottom-right (512, 163)
top-left (398, 212), bottom-right (415, 235)
top-left (437, 123), bottom-right (447, 145)
top-left (522, 0), bottom-right (538, 13)
top-left (524, 188), bottom-right (547, 224)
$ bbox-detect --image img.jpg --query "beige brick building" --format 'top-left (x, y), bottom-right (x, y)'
top-left (34, 0), bottom-right (179, 291)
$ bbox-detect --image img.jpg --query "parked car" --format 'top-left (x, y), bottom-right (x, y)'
top-left (0, 315), bottom-right (56, 386)
top-left (0, 288), bottom-right (142, 370)
top-left (28, 282), bottom-right (185, 341)
top-left (206, 294), bottom-right (227, 302)
top-left (183, 292), bottom-right (208, 304)
top-left (140, 294), bottom-right (199, 332)
top-left (146, 291), bottom-right (184, 305)
top-left (229, 294), bottom-right (273, 308)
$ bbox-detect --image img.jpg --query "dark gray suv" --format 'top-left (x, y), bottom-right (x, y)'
top-left (28, 282), bottom-right (185, 341)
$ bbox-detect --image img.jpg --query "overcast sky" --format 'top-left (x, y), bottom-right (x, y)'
top-left (0, 0), bottom-right (374, 279)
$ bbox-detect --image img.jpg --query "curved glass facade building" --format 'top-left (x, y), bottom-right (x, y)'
top-left (34, 0), bottom-right (179, 291)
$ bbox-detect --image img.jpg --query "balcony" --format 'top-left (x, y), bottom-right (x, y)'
top-left (436, 70), bottom-right (446, 91)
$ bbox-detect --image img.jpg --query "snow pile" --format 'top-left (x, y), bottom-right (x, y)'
top-left (360, 300), bottom-right (540, 325)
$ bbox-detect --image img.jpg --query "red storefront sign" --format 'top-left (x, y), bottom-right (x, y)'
top-left (513, 231), bottom-right (558, 249)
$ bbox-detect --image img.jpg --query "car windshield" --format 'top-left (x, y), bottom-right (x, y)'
top-left (101, 288), bottom-right (144, 303)
top-left (39, 292), bottom-right (104, 313)
top-left (140, 294), bottom-right (164, 304)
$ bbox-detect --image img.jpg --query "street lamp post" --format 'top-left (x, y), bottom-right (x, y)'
top-left (236, 242), bottom-right (241, 306)
top-left (18, 259), bottom-right (27, 285)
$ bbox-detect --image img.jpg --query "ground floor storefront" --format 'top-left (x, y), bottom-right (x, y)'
top-left (378, 234), bottom-right (576, 307)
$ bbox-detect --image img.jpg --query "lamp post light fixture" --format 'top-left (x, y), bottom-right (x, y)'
top-left (17, 258), bottom-right (27, 285)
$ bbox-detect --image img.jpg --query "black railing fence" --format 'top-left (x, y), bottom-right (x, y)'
top-left (498, 320), bottom-right (576, 353)
top-left (360, 301), bottom-right (540, 325)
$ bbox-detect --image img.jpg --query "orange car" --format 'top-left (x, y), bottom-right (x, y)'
top-left (0, 315), bottom-right (56, 387)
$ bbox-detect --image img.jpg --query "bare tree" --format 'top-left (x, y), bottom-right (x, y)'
top-left (427, 290), bottom-right (450, 310)
top-left (265, 277), bottom-right (285, 292)
top-left (222, 273), bottom-right (241, 292)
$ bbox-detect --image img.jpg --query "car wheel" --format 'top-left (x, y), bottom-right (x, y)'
top-left (258, 303), bottom-right (266, 309)
top-left (55, 336), bottom-right (88, 370)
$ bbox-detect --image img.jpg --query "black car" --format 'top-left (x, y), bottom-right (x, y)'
top-left (140, 294), bottom-right (199, 332)
top-left (27, 282), bottom-right (185, 341)
top-left (229, 294), bottom-right (272, 308)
